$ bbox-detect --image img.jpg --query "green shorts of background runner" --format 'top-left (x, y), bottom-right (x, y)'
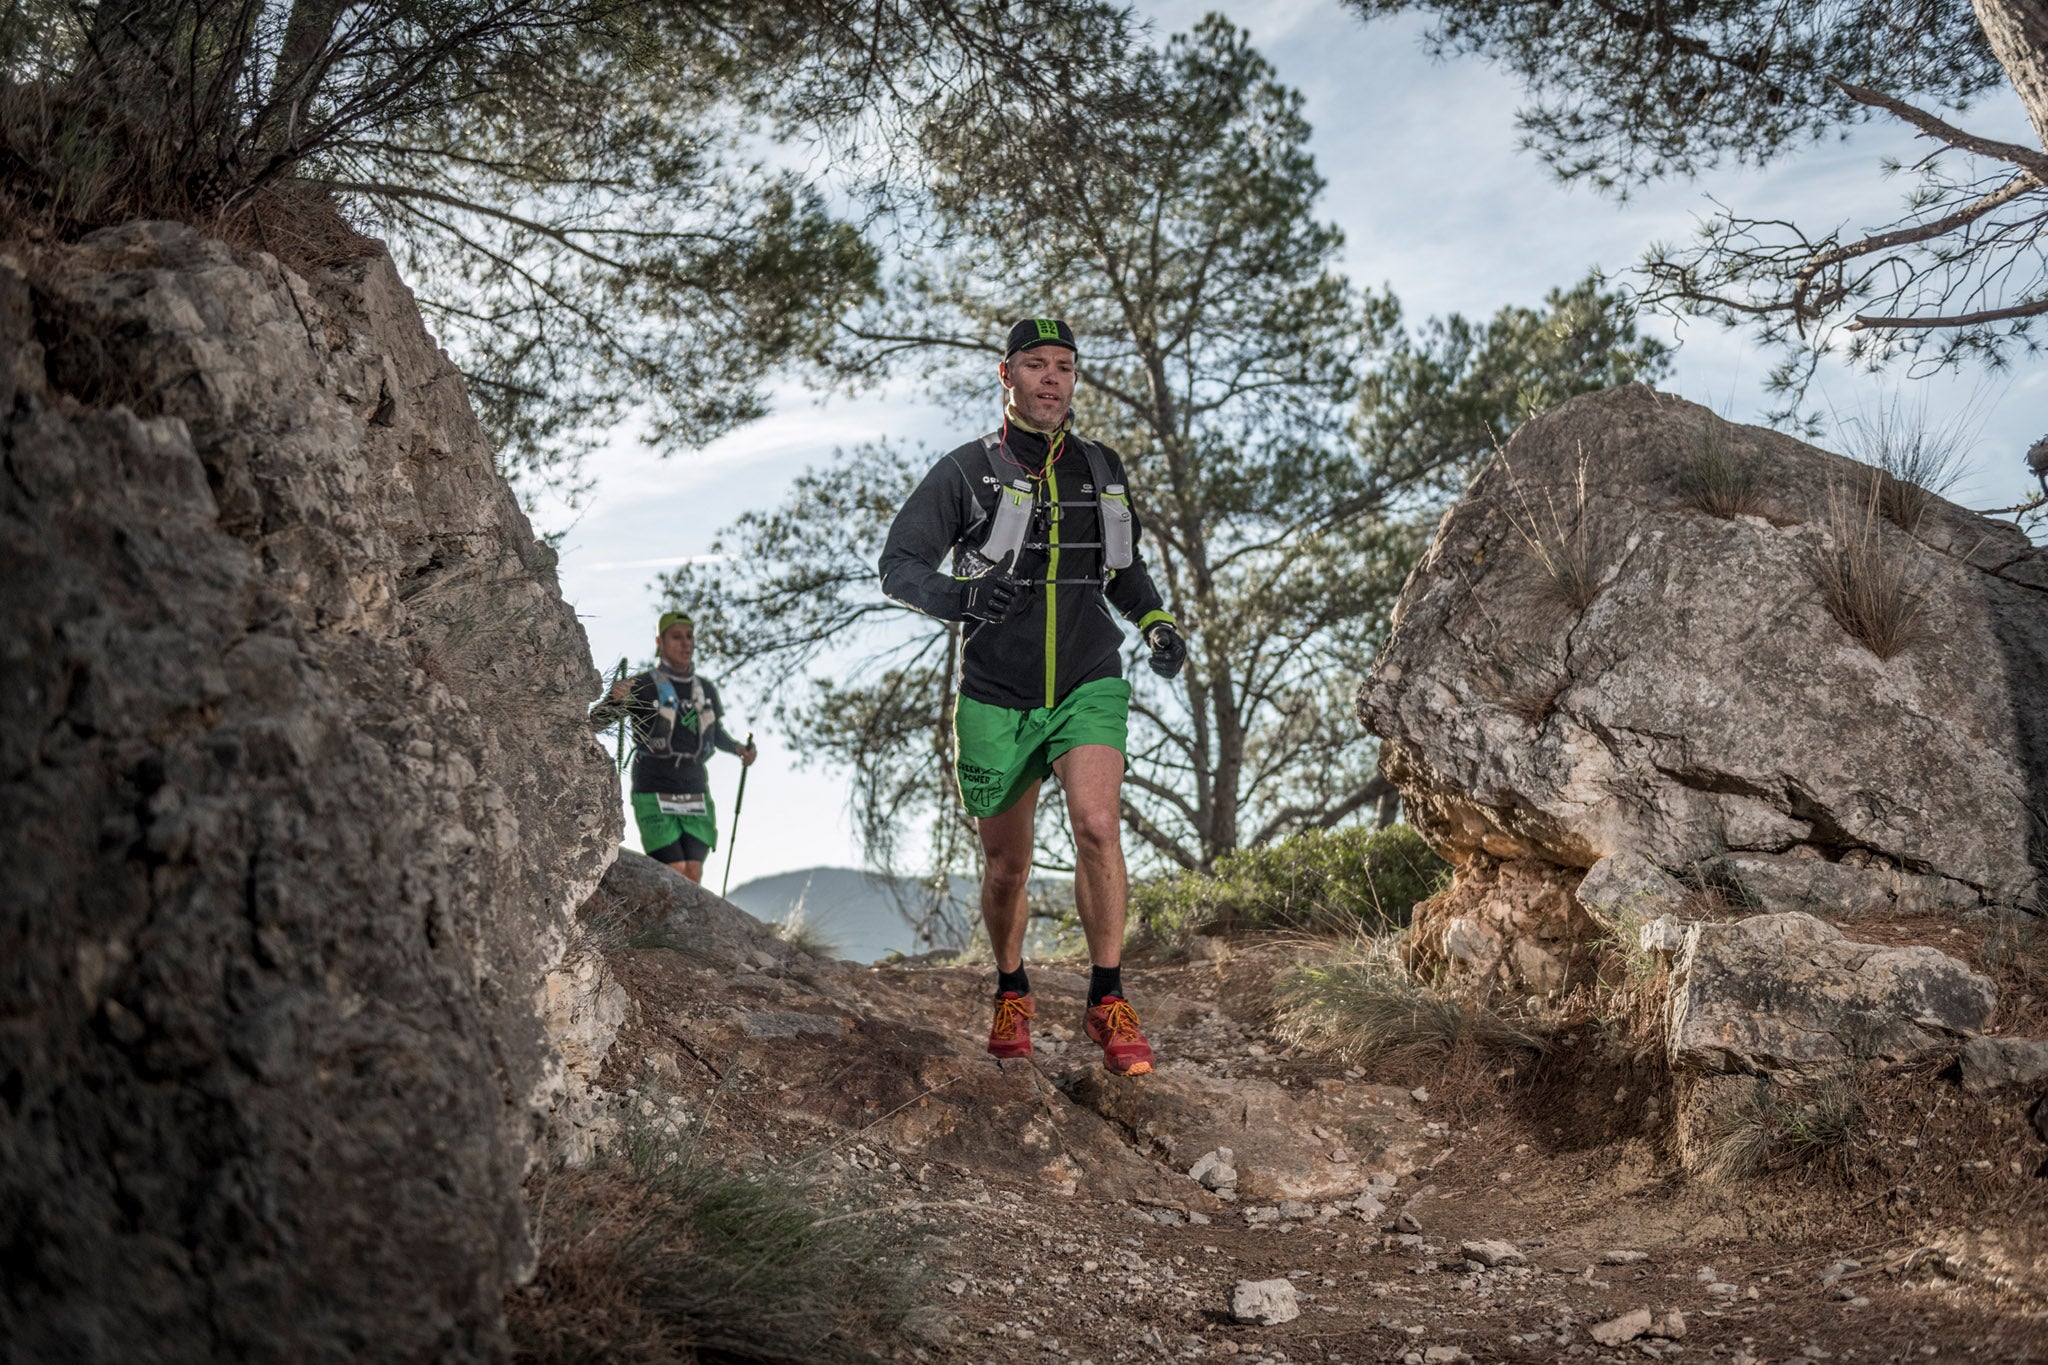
top-left (631, 790), bottom-right (718, 862)
top-left (954, 676), bottom-right (1130, 819)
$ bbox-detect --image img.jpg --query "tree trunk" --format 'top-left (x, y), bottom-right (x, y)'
top-left (1975, 0), bottom-right (2048, 153)
top-left (254, 0), bottom-right (348, 154)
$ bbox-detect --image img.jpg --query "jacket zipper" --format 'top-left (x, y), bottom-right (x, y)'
top-left (1044, 465), bottom-right (1060, 708)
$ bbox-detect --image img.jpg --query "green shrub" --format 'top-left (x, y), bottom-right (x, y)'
top-left (1131, 823), bottom-right (1451, 939)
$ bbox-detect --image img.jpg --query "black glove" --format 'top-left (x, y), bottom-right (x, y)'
top-left (1146, 621), bottom-right (1187, 679)
top-left (962, 557), bottom-right (1027, 624)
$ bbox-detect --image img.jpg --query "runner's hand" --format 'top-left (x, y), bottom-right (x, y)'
top-left (740, 743), bottom-right (758, 767)
top-left (962, 555), bottom-right (1026, 624)
top-left (1146, 622), bottom-right (1187, 679)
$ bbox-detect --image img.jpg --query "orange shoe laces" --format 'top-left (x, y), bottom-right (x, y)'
top-left (992, 993), bottom-right (1034, 1038)
top-left (1094, 998), bottom-right (1144, 1043)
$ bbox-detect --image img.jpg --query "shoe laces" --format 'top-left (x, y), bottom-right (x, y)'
top-left (1094, 997), bottom-right (1143, 1043)
top-left (993, 993), bottom-right (1033, 1035)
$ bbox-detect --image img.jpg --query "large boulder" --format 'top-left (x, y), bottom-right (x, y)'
top-left (0, 223), bottom-right (617, 1361)
top-left (1361, 385), bottom-right (2048, 947)
top-left (1664, 913), bottom-right (1995, 1076)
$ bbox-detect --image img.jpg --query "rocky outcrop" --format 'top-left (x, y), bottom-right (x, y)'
top-left (1403, 856), bottom-right (1598, 997)
top-left (1361, 385), bottom-right (2048, 921)
top-left (0, 223), bottom-right (617, 1361)
top-left (1664, 913), bottom-right (1995, 1075)
top-left (1958, 1035), bottom-right (2048, 1094)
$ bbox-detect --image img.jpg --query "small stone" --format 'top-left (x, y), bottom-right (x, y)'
top-left (1422, 1348), bottom-right (1470, 1364)
top-left (1412, 1087), bottom-right (1431, 1102)
top-left (1189, 1148), bottom-right (1240, 1190)
top-left (1394, 1211), bottom-right (1423, 1234)
top-left (1706, 1282), bottom-right (1740, 1298)
top-left (1601, 1249), bottom-right (1649, 1265)
top-left (1277, 1199), bottom-right (1314, 1220)
top-left (1638, 915), bottom-right (1685, 954)
top-left (1817, 1258), bottom-right (1861, 1287)
top-left (1229, 1278), bottom-right (1300, 1326)
top-left (1590, 1309), bottom-right (1654, 1347)
top-left (1460, 1239), bottom-right (1526, 1267)
top-left (1652, 1310), bottom-right (1685, 1339)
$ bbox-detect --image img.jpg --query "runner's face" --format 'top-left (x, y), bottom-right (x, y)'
top-left (1001, 346), bottom-right (1076, 429)
top-left (657, 622), bottom-right (694, 673)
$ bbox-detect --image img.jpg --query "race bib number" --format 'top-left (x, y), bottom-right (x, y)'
top-left (654, 792), bottom-right (708, 816)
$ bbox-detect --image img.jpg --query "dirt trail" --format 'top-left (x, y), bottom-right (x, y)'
top-left (592, 937), bottom-right (2048, 1365)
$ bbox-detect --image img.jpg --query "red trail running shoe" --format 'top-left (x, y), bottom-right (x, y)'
top-left (1084, 995), bottom-right (1154, 1076)
top-left (988, 991), bottom-right (1034, 1059)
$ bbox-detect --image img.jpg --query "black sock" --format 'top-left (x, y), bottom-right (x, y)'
top-left (996, 966), bottom-right (1030, 998)
top-left (1088, 964), bottom-right (1122, 1006)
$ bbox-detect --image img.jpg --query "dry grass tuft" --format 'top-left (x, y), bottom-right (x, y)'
top-left (1840, 397), bottom-right (1970, 532)
top-left (1501, 443), bottom-right (1604, 612)
top-left (1679, 421), bottom-right (1770, 518)
top-left (769, 895), bottom-right (840, 960)
top-left (1811, 475), bottom-right (1934, 660)
top-left (1272, 940), bottom-right (1546, 1067)
top-left (1701, 1071), bottom-right (1865, 1183)
top-left (510, 1116), bottom-right (927, 1363)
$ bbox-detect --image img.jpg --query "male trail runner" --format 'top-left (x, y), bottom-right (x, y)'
top-left (590, 611), bottom-right (757, 884)
top-left (879, 318), bottom-right (1188, 1076)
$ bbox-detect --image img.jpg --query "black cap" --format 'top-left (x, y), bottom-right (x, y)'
top-left (1005, 317), bottom-right (1077, 358)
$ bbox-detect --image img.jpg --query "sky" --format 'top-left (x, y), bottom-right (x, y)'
top-left (543, 3), bottom-right (2046, 889)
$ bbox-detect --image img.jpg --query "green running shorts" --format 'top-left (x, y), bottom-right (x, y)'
top-left (953, 676), bottom-right (1130, 819)
top-left (631, 789), bottom-right (718, 860)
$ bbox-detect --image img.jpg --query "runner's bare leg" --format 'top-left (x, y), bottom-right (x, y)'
top-left (977, 780), bottom-right (1042, 972)
top-left (1052, 744), bottom-right (1127, 970)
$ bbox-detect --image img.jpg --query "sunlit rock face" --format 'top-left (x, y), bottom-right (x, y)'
top-left (1362, 383), bottom-right (2048, 989)
top-left (0, 222), bottom-right (617, 1362)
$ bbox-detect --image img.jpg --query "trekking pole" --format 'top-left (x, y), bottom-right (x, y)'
top-left (720, 731), bottom-right (755, 899)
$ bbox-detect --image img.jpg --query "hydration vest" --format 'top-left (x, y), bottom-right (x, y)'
top-left (963, 431), bottom-right (1135, 586)
top-left (649, 671), bottom-right (712, 760)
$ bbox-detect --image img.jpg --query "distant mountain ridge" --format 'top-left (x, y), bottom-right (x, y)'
top-left (724, 866), bottom-right (972, 964)
top-left (725, 866), bottom-right (1073, 964)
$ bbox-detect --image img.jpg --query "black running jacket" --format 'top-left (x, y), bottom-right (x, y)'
top-left (879, 424), bottom-right (1173, 711)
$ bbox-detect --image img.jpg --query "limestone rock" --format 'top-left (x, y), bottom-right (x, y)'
top-left (1666, 913), bottom-right (1995, 1074)
top-left (1958, 1035), bottom-right (2048, 1093)
top-left (578, 848), bottom-right (788, 968)
top-left (0, 223), bottom-right (616, 1361)
top-left (1638, 915), bottom-right (1686, 956)
top-left (540, 948), bottom-right (631, 1165)
top-left (1460, 1239), bottom-right (1525, 1266)
top-left (1361, 385), bottom-right (2048, 919)
top-left (1590, 1309), bottom-right (1653, 1346)
top-left (1408, 856), bottom-right (1595, 994)
top-left (1189, 1147), bottom-right (1239, 1190)
top-left (1229, 1278), bottom-right (1300, 1326)
top-left (1577, 851), bottom-right (1688, 932)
